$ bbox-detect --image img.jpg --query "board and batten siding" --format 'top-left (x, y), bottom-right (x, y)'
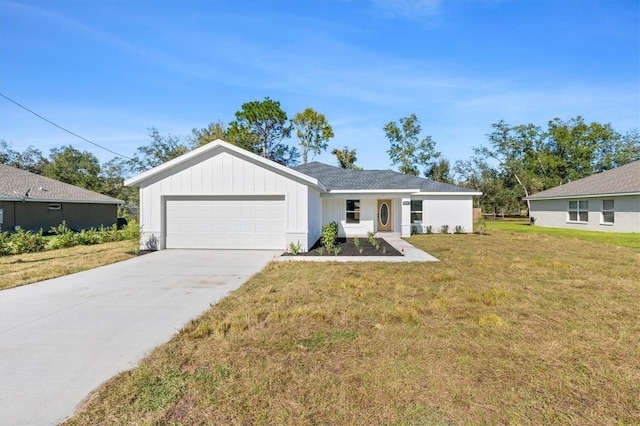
top-left (421, 195), bottom-right (475, 233)
top-left (529, 195), bottom-right (640, 233)
top-left (137, 150), bottom-right (312, 250)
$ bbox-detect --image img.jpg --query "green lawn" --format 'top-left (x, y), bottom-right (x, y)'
top-left (486, 218), bottom-right (640, 248)
top-left (64, 229), bottom-right (640, 425)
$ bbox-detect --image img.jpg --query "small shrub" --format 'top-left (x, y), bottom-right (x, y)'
top-left (375, 243), bottom-right (380, 250)
top-left (425, 225), bottom-right (433, 234)
top-left (0, 232), bottom-right (11, 255)
top-left (75, 229), bottom-right (101, 245)
top-left (288, 240), bottom-right (302, 255)
top-left (98, 224), bottom-right (121, 242)
top-left (367, 232), bottom-right (377, 246)
top-left (332, 246), bottom-right (341, 256)
top-left (382, 245), bottom-right (387, 254)
top-left (453, 225), bottom-right (465, 234)
top-left (50, 221), bottom-right (77, 249)
top-left (11, 228), bottom-right (46, 254)
top-left (118, 219), bottom-right (140, 241)
top-left (317, 247), bottom-right (325, 256)
top-left (358, 247), bottom-right (364, 254)
top-left (321, 221), bottom-right (338, 251)
top-left (353, 237), bottom-right (361, 248)
top-left (474, 216), bottom-right (487, 235)
top-left (411, 225), bottom-right (420, 235)
top-left (440, 224), bottom-right (450, 234)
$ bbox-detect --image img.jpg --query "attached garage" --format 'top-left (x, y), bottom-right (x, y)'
top-left (125, 140), bottom-right (323, 251)
top-left (164, 195), bottom-right (286, 249)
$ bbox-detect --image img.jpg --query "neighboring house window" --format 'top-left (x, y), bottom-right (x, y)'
top-left (411, 200), bottom-right (423, 223)
top-left (568, 200), bottom-right (588, 222)
top-left (602, 200), bottom-right (614, 224)
top-left (346, 199), bottom-right (360, 223)
top-left (49, 204), bottom-right (62, 210)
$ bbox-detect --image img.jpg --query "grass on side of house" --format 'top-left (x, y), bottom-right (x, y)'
top-left (0, 240), bottom-right (138, 290)
top-left (64, 230), bottom-right (640, 425)
top-left (486, 218), bottom-right (640, 248)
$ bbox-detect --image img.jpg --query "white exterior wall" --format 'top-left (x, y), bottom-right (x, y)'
top-left (421, 195), bottom-right (475, 233)
top-left (137, 150), bottom-right (311, 249)
top-left (530, 195), bottom-right (640, 233)
top-left (320, 194), bottom-right (413, 237)
top-left (306, 189), bottom-right (322, 249)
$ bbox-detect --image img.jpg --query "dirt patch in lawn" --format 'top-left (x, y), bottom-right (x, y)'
top-left (283, 237), bottom-right (402, 256)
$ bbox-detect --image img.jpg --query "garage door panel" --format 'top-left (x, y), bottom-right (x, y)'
top-left (165, 197), bottom-right (285, 249)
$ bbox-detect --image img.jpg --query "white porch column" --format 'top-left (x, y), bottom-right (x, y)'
top-left (401, 197), bottom-right (411, 237)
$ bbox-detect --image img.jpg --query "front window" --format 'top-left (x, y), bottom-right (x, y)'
top-left (568, 200), bottom-right (588, 222)
top-left (346, 199), bottom-right (360, 224)
top-left (411, 200), bottom-right (423, 223)
top-left (602, 200), bottom-right (614, 224)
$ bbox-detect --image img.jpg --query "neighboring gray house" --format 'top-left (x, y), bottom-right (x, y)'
top-left (125, 140), bottom-right (480, 251)
top-left (524, 160), bottom-right (640, 233)
top-left (0, 164), bottom-right (123, 233)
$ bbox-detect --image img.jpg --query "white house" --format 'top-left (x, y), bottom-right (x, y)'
top-left (125, 140), bottom-right (481, 251)
top-left (524, 160), bottom-right (640, 233)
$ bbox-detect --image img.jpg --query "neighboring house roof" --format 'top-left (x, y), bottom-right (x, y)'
top-left (125, 139), bottom-right (324, 190)
top-left (525, 160), bottom-right (640, 200)
top-left (293, 162), bottom-right (481, 194)
top-left (0, 164), bottom-right (123, 204)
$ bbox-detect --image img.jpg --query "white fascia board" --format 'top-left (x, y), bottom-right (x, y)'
top-left (525, 191), bottom-right (640, 201)
top-left (412, 191), bottom-right (483, 196)
top-left (327, 189), bottom-right (418, 194)
top-left (124, 139), bottom-right (325, 191)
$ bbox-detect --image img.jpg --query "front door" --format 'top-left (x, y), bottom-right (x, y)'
top-left (377, 199), bottom-right (392, 231)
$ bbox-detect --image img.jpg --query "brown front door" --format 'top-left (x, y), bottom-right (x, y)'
top-left (377, 199), bottom-right (392, 231)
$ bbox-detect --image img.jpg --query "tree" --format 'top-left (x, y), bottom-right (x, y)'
top-left (1, 140), bottom-right (48, 174)
top-left (227, 97), bottom-right (298, 166)
top-left (613, 129), bottom-right (640, 167)
top-left (189, 121), bottom-right (227, 148)
top-left (129, 128), bottom-right (190, 172)
top-left (43, 146), bottom-right (102, 191)
top-left (384, 114), bottom-right (440, 175)
top-left (291, 108), bottom-right (334, 164)
top-left (332, 146), bottom-right (362, 170)
top-left (426, 158), bottom-right (454, 184)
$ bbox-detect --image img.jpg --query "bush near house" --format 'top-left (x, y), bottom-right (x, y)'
top-left (0, 219), bottom-right (140, 256)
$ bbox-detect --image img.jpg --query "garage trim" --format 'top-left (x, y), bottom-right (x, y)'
top-left (162, 194), bottom-right (287, 250)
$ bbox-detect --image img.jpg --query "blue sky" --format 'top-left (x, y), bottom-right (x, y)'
top-left (1, 0), bottom-right (638, 172)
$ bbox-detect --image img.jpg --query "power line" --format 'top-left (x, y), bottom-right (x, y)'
top-left (0, 92), bottom-right (133, 160)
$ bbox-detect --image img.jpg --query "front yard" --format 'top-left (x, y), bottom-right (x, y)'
top-left (63, 229), bottom-right (640, 425)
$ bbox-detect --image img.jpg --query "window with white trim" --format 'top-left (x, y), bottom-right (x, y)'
top-left (602, 199), bottom-right (614, 224)
top-left (346, 199), bottom-right (360, 224)
top-left (568, 200), bottom-right (588, 222)
top-left (48, 203), bottom-right (62, 211)
top-left (411, 200), bottom-right (423, 223)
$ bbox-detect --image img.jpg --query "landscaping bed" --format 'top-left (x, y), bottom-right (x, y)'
top-left (283, 237), bottom-right (402, 256)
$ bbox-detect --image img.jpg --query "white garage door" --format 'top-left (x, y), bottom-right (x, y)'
top-left (165, 196), bottom-right (286, 249)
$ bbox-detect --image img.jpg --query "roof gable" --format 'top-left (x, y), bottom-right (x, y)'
top-left (124, 140), bottom-right (322, 189)
top-left (526, 160), bottom-right (640, 200)
top-left (293, 162), bottom-right (479, 194)
top-left (0, 164), bottom-right (122, 204)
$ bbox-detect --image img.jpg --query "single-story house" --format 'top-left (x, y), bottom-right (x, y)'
top-left (524, 160), bottom-right (640, 233)
top-left (125, 140), bottom-right (481, 251)
top-left (0, 164), bottom-right (123, 233)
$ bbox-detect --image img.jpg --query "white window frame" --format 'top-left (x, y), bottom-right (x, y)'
top-left (411, 200), bottom-right (423, 223)
top-left (346, 199), bottom-right (360, 224)
top-left (601, 199), bottom-right (614, 225)
top-left (568, 200), bottom-right (588, 223)
top-left (48, 203), bottom-right (62, 211)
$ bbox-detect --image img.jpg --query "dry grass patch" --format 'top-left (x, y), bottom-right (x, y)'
top-left (0, 240), bottom-right (138, 290)
top-left (65, 231), bottom-right (639, 425)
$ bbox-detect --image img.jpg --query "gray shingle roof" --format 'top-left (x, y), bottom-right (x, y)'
top-left (525, 160), bottom-right (640, 200)
top-left (293, 162), bottom-right (478, 193)
top-left (0, 164), bottom-right (123, 204)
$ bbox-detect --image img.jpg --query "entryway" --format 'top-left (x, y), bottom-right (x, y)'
top-left (377, 199), bottom-right (392, 231)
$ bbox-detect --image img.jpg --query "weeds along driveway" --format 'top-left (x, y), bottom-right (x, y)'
top-left (0, 249), bottom-right (275, 426)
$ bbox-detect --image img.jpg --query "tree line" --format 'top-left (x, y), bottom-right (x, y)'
top-left (2, 96), bottom-right (638, 216)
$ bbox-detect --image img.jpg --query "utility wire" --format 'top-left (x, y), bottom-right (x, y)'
top-left (0, 92), bottom-right (133, 160)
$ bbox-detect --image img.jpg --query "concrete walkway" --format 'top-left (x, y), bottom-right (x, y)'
top-left (0, 249), bottom-right (274, 426)
top-left (277, 234), bottom-right (438, 262)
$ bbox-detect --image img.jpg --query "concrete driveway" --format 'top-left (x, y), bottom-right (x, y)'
top-left (0, 249), bottom-right (274, 426)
